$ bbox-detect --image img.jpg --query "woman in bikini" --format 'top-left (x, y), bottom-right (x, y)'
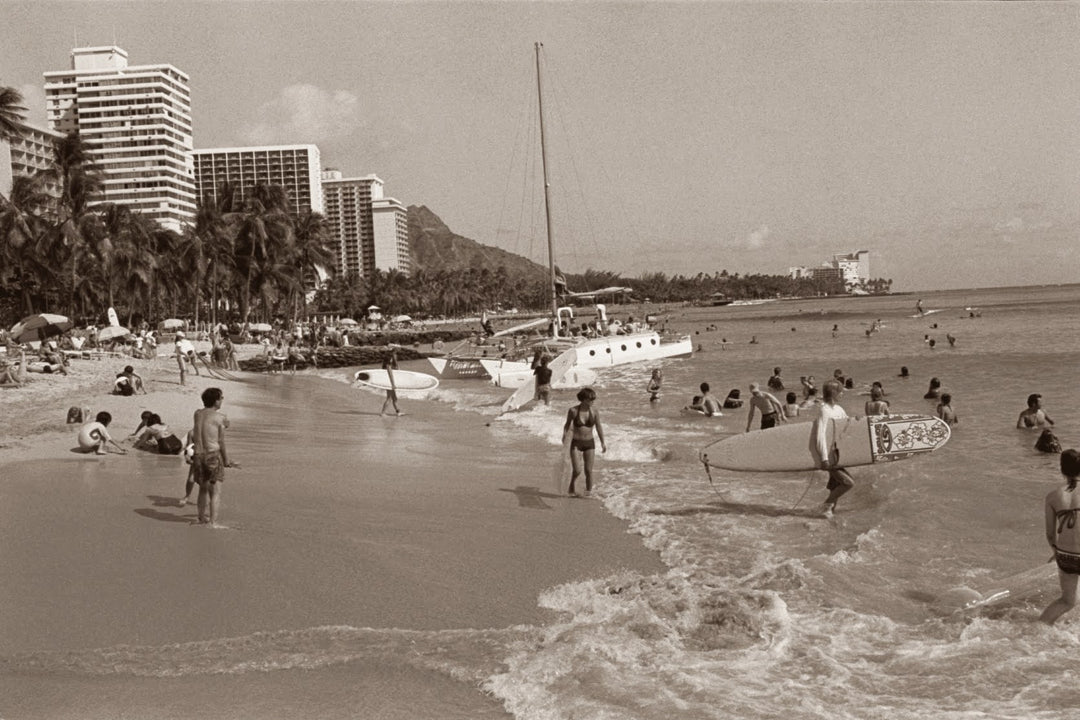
top-left (1040, 449), bottom-right (1080, 624)
top-left (562, 387), bottom-right (607, 497)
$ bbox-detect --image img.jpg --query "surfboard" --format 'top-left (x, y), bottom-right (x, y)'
top-left (501, 346), bottom-right (578, 413)
top-left (954, 562), bottom-right (1057, 613)
top-left (699, 413), bottom-right (951, 472)
top-left (354, 369), bottom-right (439, 391)
top-left (107, 306), bottom-right (120, 327)
top-left (909, 309), bottom-right (944, 318)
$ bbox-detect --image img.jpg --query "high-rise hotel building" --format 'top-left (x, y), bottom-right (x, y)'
top-left (321, 170), bottom-right (410, 278)
top-left (191, 145), bottom-right (324, 216)
top-left (43, 46), bottom-right (196, 231)
top-left (0, 121), bottom-right (64, 199)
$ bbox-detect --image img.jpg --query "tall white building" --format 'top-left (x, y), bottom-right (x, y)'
top-left (321, 169), bottom-right (410, 278)
top-left (192, 145), bottom-right (324, 216)
top-left (43, 46), bottom-right (196, 231)
top-left (789, 250), bottom-right (870, 290)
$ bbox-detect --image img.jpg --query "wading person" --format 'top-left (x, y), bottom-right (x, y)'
top-left (563, 387), bottom-right (607, 497)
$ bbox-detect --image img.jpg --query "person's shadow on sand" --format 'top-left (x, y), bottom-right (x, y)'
top-left (499, 485), bottom-right (563, 510)
top-left (136, 495), bottom-right (195, 523)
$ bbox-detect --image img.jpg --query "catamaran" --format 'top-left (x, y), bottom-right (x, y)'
top-left (454, 42), bottom-right (692, 389)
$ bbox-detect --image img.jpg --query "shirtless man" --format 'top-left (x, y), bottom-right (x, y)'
top-left (745, 382), bottom-right (786, 431)
top-left (192, 387), bottom-right (235, 526)
top-left (1017, 393), bottom-right (1054, 430)
top-left (174, 332), bottom-right (199, 386)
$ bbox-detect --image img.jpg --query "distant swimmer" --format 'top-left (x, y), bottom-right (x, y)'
top-left (783, 392), bottom-right (800, 419)
top-left (767, 367), bottom-right (785, 391)
top-left (1039, 449), bottom-right (1080, 624)
top-left (947, 333), bottom-right (957, 348)
top-left (745, 382), bottom-right (785, 431)
top-left (816, 381), bottom-right (854, 518)
top-left (924, 377), bottom-right (942, 399)
top-left (1018, 393), bottom-right (1054, 430)
top-left (646, 368), bottom-right (663, 402)
top-left (77, 411), bottom-right (127, 455)
top-left (916, 298), bottom-right (925, 316)
top-left (563, 387), bottom-right (606, 497)
top-left (722, 388), bottom-right (743, 409)
top-left (687, 382), bottom-right (722, 416)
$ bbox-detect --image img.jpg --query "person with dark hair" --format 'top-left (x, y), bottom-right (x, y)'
top-left (865, 386), bottom-right (890, 416)
top-left (923, 377), bottom-right (942, 400)
top-left (767, 367), bottom-right (784, 391)
top-left (935, 393), bottom-right (958, 426)
top-left (1017, 393), bottom-right (1054, 430)
top-left (723, 388), bottom-right (743, 409)
top-left (77, 411), bottom-right (127, 455)
top-left (192, 387), bottom-right (235, 526)
top-left (562, 387), bottom-right (606, 498)
top-left (783, 392), bottom-right (800, 419)
top-left (113, 365), bottom-right (146, 396)
top-left (815, 380), bottom-right (854, 518)
top-left (1040, 449), bottom-right (1080, 624)
top-left (1036, 429), bottom-right (1063, 454)
top-left (898, 366), bottom-right (909, 378)
top-left (133, 413), bottom-right (183, 454)
top-left (533, 355), bottom-right (553, 405)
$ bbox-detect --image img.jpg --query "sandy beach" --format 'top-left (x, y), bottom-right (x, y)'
top-left (0, 343), bottom-right (665, 719)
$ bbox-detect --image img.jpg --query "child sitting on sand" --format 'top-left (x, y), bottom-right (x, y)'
top-left (77, 412), bottom-right (127, 455)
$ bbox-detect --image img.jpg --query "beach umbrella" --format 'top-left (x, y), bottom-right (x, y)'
top-left (393, 315), bottom-right (412, 323)
top-left (250, 322), bottom-right (273, 333)
top-left (9, 313), bottom-right (73, 343)
top-left (338, 318), bottom-right (357, 326)
top-left (367, 305), bottom-right (381, 311)
top-left (161, 318), bottom-right (184, 330)
top-left (98, 325), bottom-right (131, 342)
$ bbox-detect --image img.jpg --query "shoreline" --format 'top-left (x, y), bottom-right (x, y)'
top-left (0, 346), bottom-right (667, 719)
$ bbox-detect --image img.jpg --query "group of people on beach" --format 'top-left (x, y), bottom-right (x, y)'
top-left (75, 387), bottom-right (236, 527)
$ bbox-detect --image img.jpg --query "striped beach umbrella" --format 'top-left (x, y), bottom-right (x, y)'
top-left (9, 313), bottom-right (73, 343)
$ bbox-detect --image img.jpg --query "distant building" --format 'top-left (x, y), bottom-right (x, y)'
top-left (0, 120), bottom-right (64, 198)
top-left (191, 144), bottom-right (324, 215)
top-left (43, 46), bottom-right (197, 231)
top-left (790, 250), bottom-right (870, 290)
top-left (321, 169), bottom-right (410, 278)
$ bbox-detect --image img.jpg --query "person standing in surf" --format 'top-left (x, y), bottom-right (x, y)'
top-left (1040, 449), bottom-right (1080, 624)
top-left (192, 387), bottom-right (236, 527)
top-left (816, 380), bottom-right (854, 518)
top-left (745, 382), bottom-right (786, 431)
top-left (380, 350), bottom-right (402, 416)
top-left (563, 387), bottom-right (606, 498)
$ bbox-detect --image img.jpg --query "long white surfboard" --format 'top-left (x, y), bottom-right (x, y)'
top-left (700, 414), bottom-right (951, 473)
top-left (501, 346), bottom-right (578, 413)
top-left (354, 369), bottom-right (439, 391)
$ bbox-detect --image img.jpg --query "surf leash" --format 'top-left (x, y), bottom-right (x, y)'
top-left (699, 452), bottom-right (728, 501)
top-left (791, 473), bottom-right (817, 510)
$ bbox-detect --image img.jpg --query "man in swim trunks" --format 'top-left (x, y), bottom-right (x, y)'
top-left (1040, 449), bottom-right (1080, 624)
top-left (816, 381), bottom-right (854, 518)
top-left (192, 387), bottom-right (235, 526)
top-left (533, 355), bottom-right (553, 405)
top-left (745, 382), bottom-right (785, 431)
top-left (1017, 393), bottom-right (1055, 430)
top-left (562, 387), bottom-right (606, 497)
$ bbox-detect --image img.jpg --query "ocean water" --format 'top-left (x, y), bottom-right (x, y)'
top-left (3, 284), bottom-right (1080, 719)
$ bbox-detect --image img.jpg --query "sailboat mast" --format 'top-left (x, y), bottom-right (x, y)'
top-left (535, 41), bottom-right (560, 334)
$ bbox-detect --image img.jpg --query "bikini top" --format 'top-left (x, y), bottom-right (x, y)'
top-left (1056, 508), bottom-right (1080, 535)
top-left (572, 408), bottom-right (595, 428)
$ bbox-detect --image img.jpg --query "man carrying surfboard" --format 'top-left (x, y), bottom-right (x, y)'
top-left (380, 351), bottom-right (402, 416)
top-left (817, 380), bottom-right (855, 519)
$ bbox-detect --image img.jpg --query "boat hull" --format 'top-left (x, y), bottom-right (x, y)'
top-left (481, 332), bottom-right (693, 387)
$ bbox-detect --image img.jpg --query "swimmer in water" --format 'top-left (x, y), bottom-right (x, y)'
top-left (646, 368), bottom-right (663, 402)
top-left (1017, 393), bottom-right (1054, 430)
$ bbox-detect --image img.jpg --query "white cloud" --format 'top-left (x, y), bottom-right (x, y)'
top-left (745, 224), bottom-right (770, 248)
top-left (241, 84), bottom-right (363, 145)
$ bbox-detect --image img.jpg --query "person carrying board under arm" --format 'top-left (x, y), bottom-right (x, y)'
top-left (380, 350), bottom-right (401, 416)
top-left (816, 380), bottom-right (854, 519)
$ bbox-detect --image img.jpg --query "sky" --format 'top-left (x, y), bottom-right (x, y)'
top-left (2, 1), bottom-right (1078, 291)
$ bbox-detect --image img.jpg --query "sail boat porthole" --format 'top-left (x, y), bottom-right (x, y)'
top-left (589, 350), bottom-right (596, 356)
top-left (605, 348), bottom-right (611, 353)
top-left (650, 339), bottom-right (657, 345)
top-left (621, 345), bottom-right (627, 352)
top-left (636, 342), bottom-right (642, 348)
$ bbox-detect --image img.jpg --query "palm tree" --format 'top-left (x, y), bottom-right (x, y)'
top-left (45, 133), bottom-right (104, 315)
top-left (0, 174), bottom-right (53, 313)
top-left (230, 183), bottom-right (292, 323)
top-left (184, 186), bottom-right (236, 327)
top-left (0, 86), bottom-right (27, 142)
top-left (289, 210), bottom-right (336, 320)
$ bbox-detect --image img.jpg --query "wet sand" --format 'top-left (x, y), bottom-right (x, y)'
top-left (0, 349), bottom-right (665, 718)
